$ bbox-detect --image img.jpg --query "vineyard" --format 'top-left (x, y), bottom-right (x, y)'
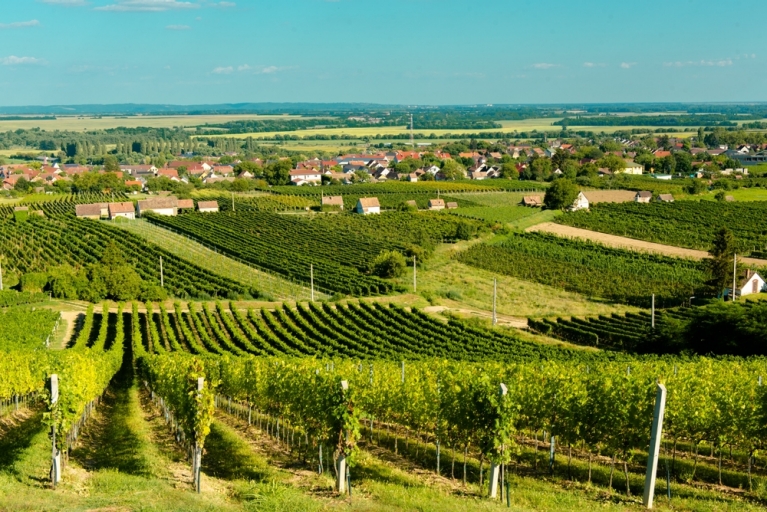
top-left (270, 180), bottom-right (548, 197)
top-left (144, 211), bottom-right (483, 295)
top-left (456, 232), bottom-right (706, 307)
top-left (0, 201), bottom-right (256, 300)
top-left (557, 201), bottom-right (767, 255)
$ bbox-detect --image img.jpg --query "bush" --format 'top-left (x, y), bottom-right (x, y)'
top-left (372, 250), bottom-right (407, 278)
top-left (21, 272), bottom-right (48, 293)
top-left (544, 178), bottom-right (579, 210)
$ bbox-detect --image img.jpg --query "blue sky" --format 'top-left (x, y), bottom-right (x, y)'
top-left (0, 0), bottom-right (764, 106)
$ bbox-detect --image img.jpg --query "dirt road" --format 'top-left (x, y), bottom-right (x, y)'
top-left (527, 223), bottom-right (767, 265)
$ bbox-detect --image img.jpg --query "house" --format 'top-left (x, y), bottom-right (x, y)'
top-left (620, 161), bottom-right (644, 175)
top-left (635, 191), bottom-right (653, 203)
top-left (521, 196), bottom-right (543, 207)
top-left (137, 197), bottom-right (178, 217)
top-left (108, 202), bottom-right (136, 220)
top-left (157, 168), bottom-right (180, 180)
top-left (321, 196), bottom-right (344, 210)
top-left (289, 169), bottom-right (322, 185)
top-left (728, 269), bottom-right (766, 299)
top-left (657, 194), bottom-right (675, 203)
top-left (125, 180), bottom-right (144, 191)
top-left (572, 190), bottom-right (638, 211)
top-left (177, 199), bottom-right (194, 210)
top-left (428, 198), bottom-right (445, 211)
top-left (197, 200), bottom-right (219, 213)
top-left (75, 203), bottom-right (103, 219)
top-left (446, 202), bottom-right (458, 210)
top-left (355, 197), bottom-right (381, 215)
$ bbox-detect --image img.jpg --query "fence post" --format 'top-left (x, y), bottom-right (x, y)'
top-left (194, 377), bottom-right (204, 493)
top-left (489, 383), bottom-right (507, 499)
top-left (337, 380), bottom-right (349, 494)
top-left (643, 383), bottom-right (667, 509)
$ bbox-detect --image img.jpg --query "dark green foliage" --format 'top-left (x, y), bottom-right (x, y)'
top-left (372, 251), bottom-right (406, 278)
top-left (705, 228), bottom-right (736, 296)
top-left (544, 179), bottom-right (579, 210)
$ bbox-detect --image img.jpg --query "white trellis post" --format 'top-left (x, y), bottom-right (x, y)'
top-left (643, 383), bottom-right (667, 509)
top-left (651, 294), bottom-right (655, 329)
top-left (489, 383), bottom-right (507, 499)
top-left (413, 256), bottom-right (417, 293)
top-left (49, 374), bottom-right (60, 487)
top-left (492, 277), bottom-right (497, 325)
top-left (0, 260), bottom-right (3, 291)
top-left (337, 380), bottom-right (349, 494)
top-left (193, 377), bottom-right (204, 493)
top-left (159, 256), bottom-right (164, 288)
top-left (732, 253), bottom-right (737, 302)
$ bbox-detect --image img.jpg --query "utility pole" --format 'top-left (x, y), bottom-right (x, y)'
top-left (160, 256), bottom-right (164, 288)
top-left (310, 264), bottom-right (315, 302)
top-left (492, 277), bottom-right (497, 325)
top-left (733, 253), bottom-right (737, 302)
top-left (409, 114), bottom-right (414, 148)
top-left (413, 256), bottom-right (417, 293)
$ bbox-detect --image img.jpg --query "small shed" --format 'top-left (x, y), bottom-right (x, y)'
top-left (322, 195), bottom-right (344, 210)
top-left (197, 200), bottom-right (220, 213)
top-left (446, 201), bottom-right (458, 210)
top-left (635, 191), bottom-right (653, 203)
top-left (177, 199), bottom-right (194, 210)
top-left (75, 203), bottom-right (103, 220)
top-left (355, 197), bottom-right (381, 215)
top-left (521, 195), bottom-right (542, 207)
top-left (108, 202), bottom-right (136, 220)
top-left (428, 198), bottom-right (445, 211)
top-left (657, 194), bottom-right (675, 203)
top-left (728, 269), bottom-right (766, 298)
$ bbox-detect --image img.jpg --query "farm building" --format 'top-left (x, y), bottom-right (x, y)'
top-left (177, 199), bottom-right (194, 210)
top-left (75, 203), bottom-right (103, 219)
top-left (289, 169), bottom-right (322, 186)
top-left (521, 196), bottom-right (542, 207)
top-left (657, 194), bottom-right (675, 203)
top-left (137, 197), bottom-right (178, 217)
top-left (428, 199), bottom-right (445, 211)
top-left (571, 190), bottom-right (637, 211)
top-left (197, 200), bottom-right (219, 213)
top-left (321, 196), bottom-right (344, 210)
top-left (446, 202), bottom-right (458, 209)
top-left (728, 269), bottom-right (766, 299)
top-left (620, 161), bottom-right (644, 175)
top-left (108, 202), bottom-right (135, 220)
top-left (355, 197), bottom-right (381, 215)
top-left (635, 191), bottom-right (653, 203)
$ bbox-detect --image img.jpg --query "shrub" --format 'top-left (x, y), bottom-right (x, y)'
top-left (372, 250), bottom-right (406, 278)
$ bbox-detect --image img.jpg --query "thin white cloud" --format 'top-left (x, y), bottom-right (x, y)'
top-left (237, 64), bottom-right (251, 71)
top-left (96, 0), bottom-right (199, 12)
top-left (210, 1), bottom-right (235, 6)
top-left (664, 58), bottom-right (733, 67)
top-left (582, 62), bottom-right (605, 68)
top-left (260, 65), bottom-right (278, 74)
top-left (212, 66), bottom-right (233, 74)
top-left (1, 56), bottom-right (45, 65)
top-left (39, 0), bottom-right (88, 5)
top-left (166, 24), bottom-right (191, 30)
top-left (0, 20), bottom-right (40, 29)
top-left (532, 63), bottom-right (557, 69)
top-left (620, 62), bottom-right (636, 69)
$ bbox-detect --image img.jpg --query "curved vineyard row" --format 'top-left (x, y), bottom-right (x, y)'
top-left (127, 301), bottom-right (623, 362)
top-left (457, 232), bottom-right (706, 307)
top-left (271, 180), bottom-right (547, 196)
top-left (557, 201), bottom-right (767, 255)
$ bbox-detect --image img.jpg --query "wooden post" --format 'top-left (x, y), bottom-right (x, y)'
top-left (310, 264), bottom-right (314, 302)
top-left (651, 294), bottom-right (655, 329)
top-left (413, 256), bottom-right (417, 293)
top-left (492, 278), bottom-right (497, 325)
top-left (489, 383), bottom-right (508, 499)
top-left (732, 253), bottom-right (737, 302)
top-left (160, 256), bottom-right (164, 288)
top-left (194, 377), bottom-right (204, 493)
top-left (49, 374), bottom-right (60, 487)
top-left (643, 383), bottom-right (667, 509)
top-left (549, 435), bottom-right (556, 473)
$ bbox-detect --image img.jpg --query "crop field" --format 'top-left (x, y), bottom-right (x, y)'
top-left (556, 201), bottom-right (767, 255)
top-left (0, 114), bottom-right (305, 132)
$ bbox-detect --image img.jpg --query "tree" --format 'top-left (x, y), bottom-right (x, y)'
top-left (657, 155), bottom-right (676, 174)
top-left (715, 191), bottom-right (727, 202)
top-left (598, 154), bottom-right (626, 174)
top-left (103, 155), bottom-right (120, 172)
top-left (372, 251), bottom-right (406, 278)
top-left (88, 242), bottom-right (143, 301)
top-left (674, 152), bottom-right (692, 175)
top-left (530, 157), bottom-right (552, 180)
top-left (500, 163), bottom-right (519, 180)
top-left (14, 177), bottom-right (32, 193)
top-left (685, 179), bottom-right (708, 195)
top-left (705, 227), bottom-right (737, 297)
top-left (544, 179), bottom-right (579, 210)
top-left (233, 161), bottom-right (263, 178)
top-left (440, 159), bottom-right (466, 180)
top-left (263, 160), bottom-right (292, 186)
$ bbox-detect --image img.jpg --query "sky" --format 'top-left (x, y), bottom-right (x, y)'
top-left (0, 0), bottom-right (765, 106)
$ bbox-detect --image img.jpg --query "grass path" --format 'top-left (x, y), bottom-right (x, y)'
top-left (528, 222), bottom-right (767, 265)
